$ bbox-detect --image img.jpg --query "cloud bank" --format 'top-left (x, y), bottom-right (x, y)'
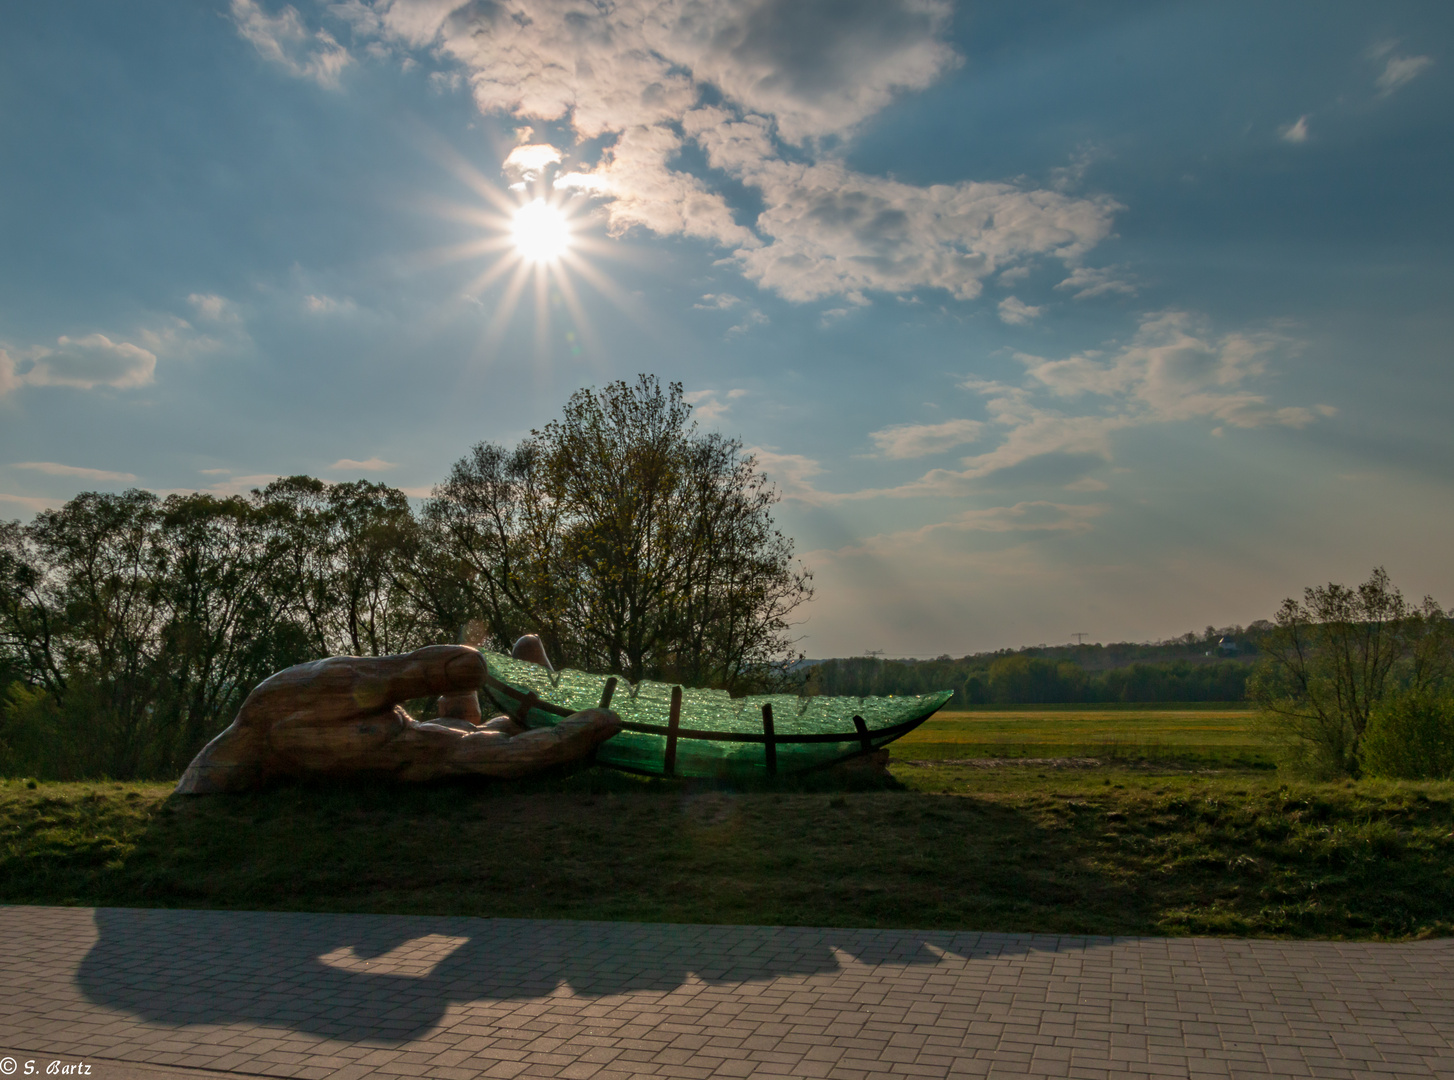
top-left (343, 0), bottom-right (1121, 306)
top-left (1, 335), bottom-right (157, 394)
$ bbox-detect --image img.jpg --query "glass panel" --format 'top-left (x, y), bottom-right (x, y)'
top-left (484, 652), bottom-right (952, 778)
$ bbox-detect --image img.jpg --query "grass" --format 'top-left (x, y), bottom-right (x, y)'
top-left (899, 706), bottom-right (1270, 768)
top-left (2, 760), bottom-right (1451, 940)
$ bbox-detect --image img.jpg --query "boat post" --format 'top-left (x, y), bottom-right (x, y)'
top-left (761, 702), bottom-right (777, 776)
top-left (664, 685), bottom-right (683, 777)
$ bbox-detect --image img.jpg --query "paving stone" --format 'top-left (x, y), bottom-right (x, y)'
top-left (1, 907), bottom-right (1453, 1079)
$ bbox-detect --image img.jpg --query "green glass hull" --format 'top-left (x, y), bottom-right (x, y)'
top-left (480, 652), bottom-right (952, 779)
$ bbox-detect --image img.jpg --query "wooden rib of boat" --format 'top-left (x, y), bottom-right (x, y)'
top-left (479, 652), bottom-right (952, 779)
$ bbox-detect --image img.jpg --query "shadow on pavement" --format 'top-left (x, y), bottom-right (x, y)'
top-left (78, 907), bottom-right (1041, 1043)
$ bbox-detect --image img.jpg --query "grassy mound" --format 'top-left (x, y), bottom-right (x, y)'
top-left (2, 762), bottom-right (1451, 939)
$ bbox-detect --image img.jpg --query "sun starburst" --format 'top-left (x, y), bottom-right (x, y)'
top-left (405, 139), bottom-right (656, 377)
top-left (511, 200), bottom-right (572, 264)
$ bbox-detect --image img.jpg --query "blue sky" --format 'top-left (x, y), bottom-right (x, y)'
top-left (2, 0), bottom-right (1451, 657)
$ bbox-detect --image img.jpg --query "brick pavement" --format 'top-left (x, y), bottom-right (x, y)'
top-left (1, 906), bottom-right (1451, 1079)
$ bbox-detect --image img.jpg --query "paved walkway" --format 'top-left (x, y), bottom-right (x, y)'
top-left (2, 907), bottom-right (1452, 1080)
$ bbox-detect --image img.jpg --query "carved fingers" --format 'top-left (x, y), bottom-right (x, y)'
top-left (398, 707), bottom-right (622, 780)
top-left (234, 646), bottom-right (487, 730)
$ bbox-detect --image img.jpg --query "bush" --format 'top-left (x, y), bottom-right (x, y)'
top-left (1361, 690), bottom-right (1454, 780)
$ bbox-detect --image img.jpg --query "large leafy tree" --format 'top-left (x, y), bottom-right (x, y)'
top-left (256, 477), bottom-right (423, 658)
top-left (425, 375), bottom-right (812, 690)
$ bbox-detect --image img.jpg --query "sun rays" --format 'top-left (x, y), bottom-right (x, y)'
top-left (403, 137), bottom-right (655, 377)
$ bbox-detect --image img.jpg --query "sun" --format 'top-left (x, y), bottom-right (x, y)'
top-left (416, 153), bottom-right (629, 368)
top-left (511, 199), bottom-right (572, 263)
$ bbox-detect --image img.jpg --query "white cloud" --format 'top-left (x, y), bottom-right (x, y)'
top-left (949, 388), bottom-right (1132, 482)
top-left (503, 143), bottom-right (563, 182)
top-left (304, 293), bottom-right (356, 315)
top-left (428, 69), bottom-right (462, 94)
top-left (686, 292), bottom-right (767, 334)
top-left (163, 474), bottom-right (281, 499)
top-left (12, 462), bottom-right (137, 482)
top-left (1280, 115), bottom-right (1310, 144)
top-left (1048, 146), bottom-right (1102, 192)
top-left (230, 0), bottom-right (351, 88)
top-left (1054, 265), bottom-right (1137, 300)
top-left (382, 0), bottom-right (958, 143)
top-left (744, 446), bottom-right (829, 503)
top-left (726, 308), bottom-right (768, 336)
top-left (684, 108), bottom-right (1118, 302)
top-left (0, 349), bottom-right (19, 397)
top-left (187, 293), bottom-right (241, 323)
top-left (869, 418), bottom-right (985, 459)
top-left (555, 124), bottom-right (758, 248)
top-left (329, 457), bottom-right (397, 472)
top-left (1016, 311), bottom-right (1319, 429)
top-left (997, 296), bottom-right (1042, 325)
top-left (759, 312), bottom-right (1326, 504)
top-left (683, 387), bottom-right (749, 424)
top-left (20, 334), bottom-right (157, 391)
top-left (363, 0), bottom-right (1118, 307)
top-left (1374, 49), bottom-right (1433, 97)
top-left (826, 500), bottom-right (1104, 558)
top-left (693, 293), bottom-right (743, 310)
top-left (135, 314), bottom-right (233, 359)
top-left (689, 292), bottom-right (767, 334)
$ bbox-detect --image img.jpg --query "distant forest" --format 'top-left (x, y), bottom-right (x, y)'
top-left (803, 626), bottom-right (1268, 705)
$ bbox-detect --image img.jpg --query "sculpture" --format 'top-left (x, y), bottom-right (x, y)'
top-left (174, 637), bottom-right (619, 794)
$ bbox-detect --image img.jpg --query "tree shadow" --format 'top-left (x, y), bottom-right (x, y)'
top-left (77, 907), bottom-right (1043, 1043)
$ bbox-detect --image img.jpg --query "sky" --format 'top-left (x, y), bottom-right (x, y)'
top-left (2, 0), bottom-right (1451, 658)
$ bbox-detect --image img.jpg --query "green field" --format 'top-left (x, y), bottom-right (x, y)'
top-left (898, 706), bottom-right (1268, 767)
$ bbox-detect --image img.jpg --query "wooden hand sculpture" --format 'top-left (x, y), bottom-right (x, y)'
top-left (174, 642), bottom-right (620, 794)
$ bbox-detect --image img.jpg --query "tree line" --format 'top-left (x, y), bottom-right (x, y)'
top-left (806, 624), bottom-right (1262, 705)
top-left (807, 653), bottom-right (1252, 705)
top-left (0, 377), bottom-right (812, 780)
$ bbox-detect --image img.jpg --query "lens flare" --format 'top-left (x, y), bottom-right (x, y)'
top-left (511, 200), bottom-right (571, 263)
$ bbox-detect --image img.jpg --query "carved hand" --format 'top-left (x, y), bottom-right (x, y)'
top-left (174, 644), bottom-right (620, 794)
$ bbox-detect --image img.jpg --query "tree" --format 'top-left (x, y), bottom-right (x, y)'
top-left (1249, 567), bottom-right (1453, 777)
top-left (255, 477), bottom-right (425, 658)
top-left (425, 375), bottom-right (812, 690)
top-left (147, 492), bottom-right (315, 774)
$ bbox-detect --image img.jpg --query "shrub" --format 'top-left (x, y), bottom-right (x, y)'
top-left (1361, 689), bottom-right (1454, 780)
